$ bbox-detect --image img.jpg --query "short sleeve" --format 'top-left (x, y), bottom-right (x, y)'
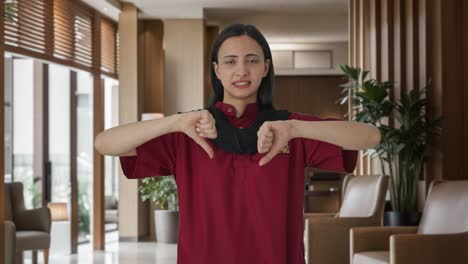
top-left (119, 132), bottom-right (180, 179)
top-left (289, 113), bottom-right (358, 173)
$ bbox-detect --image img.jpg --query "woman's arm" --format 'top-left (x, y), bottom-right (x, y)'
top-left (95, 110), bottom-right (217, 158)
top-left (257, 120), bottom-right (380, 166)
top-left (290, 120), bottom-right (381, 150)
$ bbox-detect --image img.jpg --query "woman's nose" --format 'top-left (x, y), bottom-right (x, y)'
top-left (235, 62), bottom-right (249, 77)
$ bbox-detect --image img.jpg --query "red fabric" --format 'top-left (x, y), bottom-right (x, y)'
top-left (120, 102), bottom-right (358, 264)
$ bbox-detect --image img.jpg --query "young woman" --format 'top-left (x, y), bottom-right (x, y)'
top-left (95, 24), bottom-right (380, 264)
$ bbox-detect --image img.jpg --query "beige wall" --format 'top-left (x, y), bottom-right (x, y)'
top-left (214, 15), bottom-right (348, 76)
top-left (216, 14), bottom-right (348, 43)
top-left (163, 19), bottom-right (205, 115)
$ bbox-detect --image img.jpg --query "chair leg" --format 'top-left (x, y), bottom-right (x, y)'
top-left (43, 248), bottom-right (49, 264)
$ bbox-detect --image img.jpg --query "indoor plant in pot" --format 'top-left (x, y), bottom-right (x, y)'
top-left (338, 65), bottom-right (441, 226)
top-left (139, 176), bottom-right (179, 243)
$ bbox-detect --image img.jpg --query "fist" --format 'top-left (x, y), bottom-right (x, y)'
top-left (257, 120), bottom-right (294, 166)
top-left (178, 110), bottom-right (217, 158)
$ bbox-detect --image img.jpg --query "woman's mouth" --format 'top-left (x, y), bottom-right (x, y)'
top-left (232, 80), bottom-right (251, 89)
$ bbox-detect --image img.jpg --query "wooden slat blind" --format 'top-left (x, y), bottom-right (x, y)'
top-left (4, 0), bottom-right (51, 54)
top-left (101, 17), bottom-right (117, 75)
top-left (53, 0), bottom-right (93, 69)
top-left (53, 0), bottom-right (74, 62)
top-left (73, 4), bottom-right (93, 68)
top-left (3, 0), bottom-right (118, 76)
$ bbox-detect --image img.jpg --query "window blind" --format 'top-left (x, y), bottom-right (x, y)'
top-left (4, 0), bottom-right (118, 76)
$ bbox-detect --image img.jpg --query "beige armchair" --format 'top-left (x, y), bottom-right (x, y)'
top-left (4, 182), bottom-right (51, 264)
top-left (350, 180), bottom-right (468, 264)
top-left (304, 175), bottom-right (388, 264)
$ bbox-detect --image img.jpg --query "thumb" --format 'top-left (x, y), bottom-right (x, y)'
top-left (191, 133), bottom-right (214, 159)
top-left (259, 144), bottom-right (283, 166)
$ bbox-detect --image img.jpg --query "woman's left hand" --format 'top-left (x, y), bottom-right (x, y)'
top-left (257, 120), bottom-right (295, 166)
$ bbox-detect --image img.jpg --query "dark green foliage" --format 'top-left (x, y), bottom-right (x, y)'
top-left (338, 65), bottom-right (442, 212)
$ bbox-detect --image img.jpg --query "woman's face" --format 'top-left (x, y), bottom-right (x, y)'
top-left (213, 35), bottom-right (270, 104)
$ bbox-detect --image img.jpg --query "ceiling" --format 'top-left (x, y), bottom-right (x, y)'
top-left (82, 0), bottom-right (348, 21)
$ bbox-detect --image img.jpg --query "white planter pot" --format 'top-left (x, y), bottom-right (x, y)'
top-left (154, 209), bottom-right (179, 243)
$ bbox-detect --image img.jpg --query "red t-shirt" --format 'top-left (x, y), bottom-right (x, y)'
top-left (120, 102), bottom-right (358, 264)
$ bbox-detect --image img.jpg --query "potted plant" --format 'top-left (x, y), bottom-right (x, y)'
top-left (338, 65), bottom-right (441, 226)
top-left (139, 176), bottom-right (179, 243)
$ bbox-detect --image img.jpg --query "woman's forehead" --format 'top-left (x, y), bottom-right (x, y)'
top-left (218, 35), bottom-right (264, 57)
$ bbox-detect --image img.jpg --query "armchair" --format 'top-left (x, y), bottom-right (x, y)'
top-left (4, 182), bottom-right (51, 264)
top-left (350, 180), bottom-right (468, 264)
top-left (304, 175), bottom-right (388, 264)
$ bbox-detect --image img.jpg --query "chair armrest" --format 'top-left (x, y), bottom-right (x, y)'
top-left (351, 226), bottom-right (418, 254)
top-left (308, 216), bottom-right (379, 230)
top-left (15, 207), bottom-right (51, 233)
top-left (306, 216), bottom-right (380, 264)
top-left (304, 213), bottom-right (337, 219)
top-left (4, 221), bottom-right (16, 264)
top-left (391, 232), bottom-right (468, 264)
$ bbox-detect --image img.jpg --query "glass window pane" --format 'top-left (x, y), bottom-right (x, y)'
top-left (13, 58), bottom-right (38, 208)
top-left (77, 70), bottom-right (94, 243)
top-left (104, 77), bottom-right (119, 199)
top-left (4, 56), bottom-right (13, 183)
top-left (49, 64), bottom-right (71, 204)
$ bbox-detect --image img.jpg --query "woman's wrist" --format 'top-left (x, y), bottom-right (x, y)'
top-left (289, 119), bottom-right (302, 139)
top-left (164, 114), bottom-right (183, 134)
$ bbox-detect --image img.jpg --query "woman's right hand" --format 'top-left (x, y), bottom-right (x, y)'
top-left (177, 110), bottom-right (217, 159)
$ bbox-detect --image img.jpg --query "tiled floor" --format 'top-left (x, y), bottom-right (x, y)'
top-left (24, 229), bottom-right (307, 263)
top-left (24, 231), bottom-right (178, 264)
top-left (49, 241), bottom-right (177, 264)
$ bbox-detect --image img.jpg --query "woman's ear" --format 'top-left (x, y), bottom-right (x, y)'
top-left (213, 62), bottom-right (220, 79)
top-left (263, 59), bottom-right (271, 77)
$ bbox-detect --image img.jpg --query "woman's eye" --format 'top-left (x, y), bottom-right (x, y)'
top-left (248, 59), bottom-right (259, 63)
top-left (225, 60), bottom-right (235, 65)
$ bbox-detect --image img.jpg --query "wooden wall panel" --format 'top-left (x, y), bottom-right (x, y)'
top-left (273, 76), bottom-right (347, 119)
top-left (349, 0), bottom-right (468, 181)
top-left (92, 11), bottom-right (105, 250)
top-left (139, 20), bottom-right (164, 114)
top-left (463, 0), bottom-right (468, 182)
top-left (439, 0), bottom-right (468, 181)
top-left (370, 0), bottom-right (382, 80)
top-left (426, 0), bottom-right (443, 183)
top-left (394, 0), bottom-right (405, 100)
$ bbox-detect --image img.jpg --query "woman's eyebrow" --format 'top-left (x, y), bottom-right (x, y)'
top-left (222, 54), bottom-right (260, 59)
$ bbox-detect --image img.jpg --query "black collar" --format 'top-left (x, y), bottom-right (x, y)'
top-left (207, 106), bottom-right (291, 154)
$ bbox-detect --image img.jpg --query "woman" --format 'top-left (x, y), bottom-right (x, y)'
top-left (95, 24), bottom-right (380, 264)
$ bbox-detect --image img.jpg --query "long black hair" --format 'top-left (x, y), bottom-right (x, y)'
top-left (209, 24), bottom-right (275, 110)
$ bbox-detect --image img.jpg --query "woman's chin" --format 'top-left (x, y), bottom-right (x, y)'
top-left (229, 92), bottom-right (257, 101)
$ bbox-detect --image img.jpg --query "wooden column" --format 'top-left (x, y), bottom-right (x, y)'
top-left (70, 71), bottom-right (78, 253)
top-left (92, 11), bottom-right (105, 250)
